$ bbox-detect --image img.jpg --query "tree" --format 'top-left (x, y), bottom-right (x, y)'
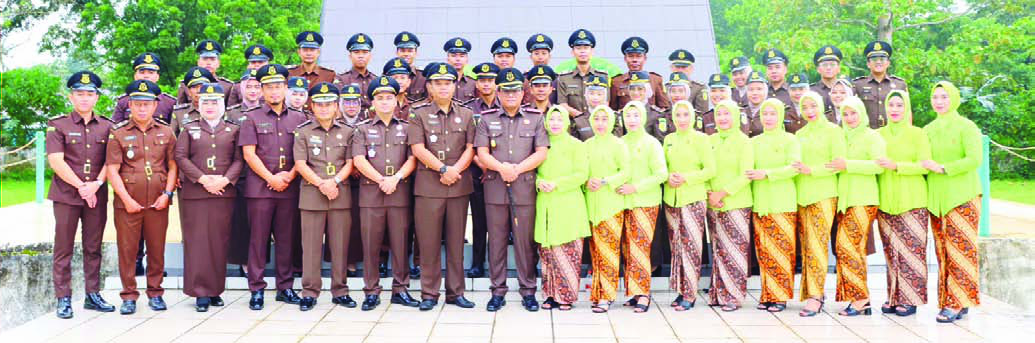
top-left (0, 65), bottom-right (70, 146)
top-left (0, 0), bottom-right (87, 70)
top-left (40, 0), bottom-right (322, 93)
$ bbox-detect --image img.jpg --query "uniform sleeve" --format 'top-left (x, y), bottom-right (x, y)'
top-left (350, 125), bottom-right (367, 158)
top-left (45, 122), bottom-right (65, 154)
top-left (845, 132), bottom-right (886, 175)
top-left (896, 130), bottom-right (931, 176)
top-left (764, 135), bottom-right (800, 181)
top-left (684, 135), bottom-right (716, 185)
top-left (608, 79), bottom-right (620, 110)
top-left (653, 77), bottom-right (672, 109)
top-left (225, 129), bottom-right (244, 184)
top-left (406, 113), bottom-right (426, 145)
top-left (692, 87), bottom-right (709, 115)
top-left (106, 130), bottom-right (123, 167)
top-left (112, 98), bottom-right (128, 122)
top-left (534, 116), bottom-right (550, 148)
top-left (465, 113), bottom-right (476, 145)
top-left (632, 140), bottom-right (669, 191)
top-left (554, 141), bottom-right (590, 193)
top-left (293, 129), bottom-right (307, 162)
top-left (164, 128), bottom-right (177, 163)
top-left (555, 78), bottom-right (570, 105)
top-left (238, 115), bottom-right (258, 146)
top-left (942, 123), bottom-right (983, 176)
top-left (174, 128), bottom-right (204, 183)
top-left (343, 128), bottom-right (354, 160)
top-left (473, 116), bottom-right (490, 148)
top-left (176, 83), bottom-right (189, 104)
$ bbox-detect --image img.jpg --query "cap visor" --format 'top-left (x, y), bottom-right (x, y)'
top-left (446, 48), bottom-right (469, 53)
top-left (731, 65), bottom-right (750, 72)
top-left (396, 42), bottom-right (418, 49)
top-left (349, 44), bottom-right (372, 51)
top-left (129, 95), bottom-right (157, 101)
top-left (428, 75), bottom-right (457, 81)
top-left (247, 56), bottom-right (270, 62)
top-left (199, 52), bottom-right (220, 58)
top-left (571, 39), bottom-right (593, 46)
top-left (311, 96), bottom-right (338, 103)
top-left (71, 84), bottom-right (99, 92)
top-left (530, 78), bottom-right (552, 84)
top-left (492, 48), bottom-right (516, 55)
top-left (765, 58), bottom-right (787, 65)
top-left (671, 61), bottom-right (692, 67)
top-left (298, 42), bottom-right (320, 49)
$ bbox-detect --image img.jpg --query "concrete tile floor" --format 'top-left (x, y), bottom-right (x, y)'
top-left (3, 279), bottom-right (1033, 343)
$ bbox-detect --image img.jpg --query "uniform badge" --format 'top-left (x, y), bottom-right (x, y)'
top-left (490, 139), bottom-right (497, 148)
top-left (192, 132), bottom-right (201, 140)
top-left (659, 118), bottom-right (668, 132)
top-left (454, 116), bottom-right (461, 124)
top-left (429, 134), bottom-right (438, 143)
top-left (313, 146), bottom-right (320, 155)
top-left (127, 149), bottom-right (135, 159)
top-left (336, 133), bottom-right (342, 140)
top-left (368, 147), bottom-right (376, 158)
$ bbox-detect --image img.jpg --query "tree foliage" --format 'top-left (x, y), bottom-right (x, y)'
top-left (710, 0), bottom-right (1034, 178)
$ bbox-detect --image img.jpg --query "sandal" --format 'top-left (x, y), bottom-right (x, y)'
top-left (671, 295), bottom-right (684, 307)
top-left (541, 297), bottom-right (558, 310)
top-left (838, 302), bottom-right (872, 316)
top-left (799, 298), bottom-right (825, 317)
top-left (558, 303), bottom-right (573, 311)
top-left (767, 302), bottom-right (787, 312)
top-left (757, 302), bottom-right (772, 310)
top-left (880, 301), bottom-right (895, 314)
top-left (623, 297), bottom-right (638, 307)
top-left (936, 308), bottom-right (963, 323)
top-left (591, 302), bottom-right (610, 313)
top-left (721, 303), bottom-right (740, 312)
top-left (674, 297), bottom-right (695, 312)
top-left (633, 295), bottom-right (652, 313)
top-left (894, 305), bottom-right (917, 317)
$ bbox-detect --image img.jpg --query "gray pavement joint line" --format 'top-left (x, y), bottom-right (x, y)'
top-left (424, 300), bottom-right (447, 343)
top-left (654, 294), bottom-right (681, 339)
top-left (169, 292), bottom-right (236, 342)
top-left (233, 293), bottom-right (280, 342)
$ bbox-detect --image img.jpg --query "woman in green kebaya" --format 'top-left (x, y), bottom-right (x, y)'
top-left (661, 100), bottom-right (715, 311)
top-left (584, 105), bottom-right (630, 313)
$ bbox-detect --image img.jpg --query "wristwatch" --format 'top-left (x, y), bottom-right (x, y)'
top-left (162, 190), bottom-right (174, 197)
top-left (439, 165), bottom-right (448, 174)
top-left (333, 176), bottom-right (342, 184)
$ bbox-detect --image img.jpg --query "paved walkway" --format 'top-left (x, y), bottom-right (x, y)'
top-left (2, 278), bottom-right (1033, 343)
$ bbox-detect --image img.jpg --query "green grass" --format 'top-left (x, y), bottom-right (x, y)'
top-left (990, 179), bottom-right (1035, 205)
top-left (0, 179), bottom-right (50, 207)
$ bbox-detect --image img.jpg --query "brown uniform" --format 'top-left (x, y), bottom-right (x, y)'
top-left (740, 103), bottom-right (764, 137)
top-left (174, 118), bottom-right (243, 297)
top-left (288, 64), bottom-right (337, 88)
top-left (556, 66), bottom-right (609, 116)
top-left (224, 103), bottom-right (257, 266)
top-left (644, 104), bottom-right (676, 142)
top-left (406, 101), bottom-right (476, 301)
top-left (732, 87), bottom-right (747, 106)
top-left (113, 94), bottom-right (177, 123)
top-left (407, 66), bottom-right (427, 102)
top-left (463, 97), bottom-right (498, 271)
top-left (810, 81), bottom-right (841, 123)
top-left (334, 68), bottom-right (378, 108)
top-left (237, 103), bottom-right (307, 292)
top-left (46, 112), bottom-right (114, 299)
top-left (610, 71), bottom-right (671, 111)
top-left (474, 107), bottom-right (550, 297)
top-left (687, 81), bottom-right (710, 115)
top-left (176, 77), bottom-right (237, 107)
top-left (106, 119), bottom-right (176, 300)
top-left (454, 75), bottom-right (477, 103)
top-left (170, 103), bottom-right (198, 135)
top-left (852, 74), bottom-right (907, 129)
top-left (768, 84), bottom-right (805, 133)
top-left (352, 117), bottom-right (414, 295)
top-left (293, 120), bottom-right (355, 298)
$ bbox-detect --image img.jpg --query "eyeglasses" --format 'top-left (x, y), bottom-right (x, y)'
top-left (868, 56), bottom-right (889, 63)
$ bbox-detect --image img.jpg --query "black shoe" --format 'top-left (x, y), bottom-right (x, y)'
top-left (379, 263), bottom-right (389, 278)
top-left (84, 293), bottom-right (115, 312)
top-left (210, 296), bottom-right (224, 307)
top-left (936, 307), bottom-right (964, 323)
top-left (120, 300), bottom-right (136, 315)
top-left (361, 295), bottom-right (381, 311)
top-left (276, 289), bottom-right (302, 304)
top-left (391, 292), bottom-right (419, 307)
top-left (446, 296), bottom-right (475, 309)
top-left (292, 272), bottom-right (302, 278)
top-left (56, 297), bottom-right (73, 319)
top-left (332, 295), bottom-right (357, 308)
top-left (249, 291), bottom-right (264, 310)
top-left (486, 295), bottom-right (506, 312)
top-left (419, 299), bottom-right (438, 311)
top-left (148, 296), bottom-right (167, 311)
top-left (410, 266), bottom-right (421, 279)
top-left (235, 265), bottom-right (247, 277)
top-left (466, 265), bottom-right (485, 278)
top-left (299, 297), bottom-right (316, 311)
top-left (195, 297), bottom-right (210, 312)
top-left (522, 295), bottom-right (539, 312)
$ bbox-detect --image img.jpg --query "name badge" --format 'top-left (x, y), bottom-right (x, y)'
top-left (69, 132), bottom-right (82, 137)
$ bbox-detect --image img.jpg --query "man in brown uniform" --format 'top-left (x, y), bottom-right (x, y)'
top-left (383, 57), bottom-right (422, 119)
top-left (288, 31), bottom-right (336, 87)
top-left (490, 37), bottom-right (518, 69)
top-left (352, 76), bottom-right (421, 311)
top-left (335, 33), bottom-right (378, 108)
top-left (406, 63), bottom-right (477, 311)
top-left (521, 33), bottom-right (556, 105)
top-left (556, 29), bottom-right (609, 128)
top-left (106, 79), bottom-right (178, 314)
top-left (113, 53), bottom-right (177, 123)
top-left (176, 40), bottom-right (237, 107)
top-left (611, 37), bottom-right (670, 111)
top-left (394, 31), bottom-right (427, 102)
top-left (668, 49), bottom-right (709, 114)
top-left (524, 65), bottom-right (556, 112)
top-left (445, 37), bottom-right (476, 103)
top-left (171, 67), bottom-right (216, 135)
top-left (729, 56), bottom-right (752, 106)
top-left (761, 48), bottom-right (804, 133)
top-left (740, 71), bottom-right (768, 137)
top-left (173, 83), bottom-right (243, 312)
top-left (293, 82), bottom-right (357, 311)
top-left (223, 44), bottom-right (273, 111)
top-left (696, 73), bottom-right (735, 135)
top-left (47, 71), bottom-right (117, 319)
top-left (811, 45), bottom-right (843, 115)
top-left (226, 68), bottom-right (260, 274)
top-left (475, 68), bottom-right (550, 312)
top-left (852, 40), bottom-right (907, 129)
top-left (238, 64), bottom-right (307, 310)
top-left (463, 62), bottom-right (499, 278)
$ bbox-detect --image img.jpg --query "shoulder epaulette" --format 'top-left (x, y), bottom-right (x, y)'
top-left (226, 103), bottom-right (242, 111)
top-left (113, 120), bottom-right (131, 129)
top-left (216, 76), bottom-right (233, 83)
top-left (182, 118), bottom-right (200, 126)
top-left (48, 114), bottom-right (67, 121)
top-left (648, 71), bottom-right (663, 77)
top-left (173, 103), bottom-right (191, 110)
top-left (98, 115), bottom-right (115, 123)
top-left (159, 93), bottom-right (175, 100)
top-left (888, 74), bottom-right (904, 80)
top-left (852, 75), bottom-right (868, 81)
top-left (285, 64), bottom-right (298, 69)
top-left (557, 70), bottom-right (575, 76)
top-left (115, 94), bottom-right (128, 99)
top-left (412, 102), bottom-right (432, 109)
top-left (296, 120), bottom-right (313, 129)
top-left (154, 118), bottom-right (169, 126)
top-left (649, 104), bottom-right (665, 112)
top-left (223, 118), bottom-right (239, 125)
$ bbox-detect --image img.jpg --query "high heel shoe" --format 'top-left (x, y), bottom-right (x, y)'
top-left (799, 298), bottom-right (825, 317)
top-left (838, 302), bottom-right (872, 316)
top-left (936, 308), bottom-right (963, 323)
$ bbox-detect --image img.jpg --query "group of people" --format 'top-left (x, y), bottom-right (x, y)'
top-left (47, 28), bottom-right (983, 324)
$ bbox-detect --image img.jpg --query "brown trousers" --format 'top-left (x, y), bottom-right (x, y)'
top-left (52, 201), bottom-right (107, 298)
top-left (180, 198), bottom-right (233, 297)
top-left (300, 209), bottom-right (351, 298)
top-left (414, 196), bottom-right (468, 301)
top-left (227, 186), bottom-right (252, 265)
top-left (486, 204), bottom-right (538, 297)
top-left (246, 197), bottom-right (298, 292)
top-left (114, 207), bottom-right (169, 300)
top-left (361, 206), bottom-right (411, 295)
